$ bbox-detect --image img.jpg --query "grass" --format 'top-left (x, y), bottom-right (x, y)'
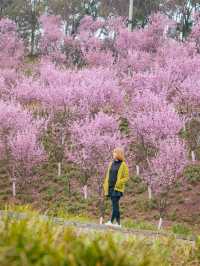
top-left (49, 209), bottom-right (96, 223)
top-left (122, 218), bottom-right (157, 231)
top-left (172, 223), bottom-right (193, 237)
top-left (0, 208), bottom-right (197, 266)
top-left (122, 218), bottom-right (195, 239)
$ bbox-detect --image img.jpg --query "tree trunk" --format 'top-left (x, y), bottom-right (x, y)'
top-left (68, 178), bottom-right (71, 196)
top-left (58, 162), bottom-right (61, 177)
top-left (99, 216), bottom-right (103, 225)
top-left (31, 27), bottom-right (35, 56)
top-left (83, 185), bottom-right (88, 199)
top-left (12, 179), bottom-right (16, 197)
top-left (128, 0), bottom-right (134, 31)
top-left (97, 177), bottom-right (104, 224)
top-left (30, 1), bottom-right (37, 56)
top-left (191, 150), bottom-right (196, 162)
top-left (148, 185), bottom-right (152, 200)
top-left (64, 20), bottom-right (68, 36)
top-left (158, 197), bottom-right (167, 230)
top-left (157, 217), bottom-right (163, 230)
top-left (163, 25), bottom-right (169, 38)
top-left (61, 130), bottom-right (65, 145)
top-left (99, 198), bottom-right (104, 225)
top-left (136, 165), bottom-right (140, 175)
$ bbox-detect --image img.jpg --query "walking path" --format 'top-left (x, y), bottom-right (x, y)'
top-left (0, 210), bottom-right (195, 244)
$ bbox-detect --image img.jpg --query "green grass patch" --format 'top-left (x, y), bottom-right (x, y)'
top-left (122, 218), bottom-right (157, 231)
top-left (172, 223), bottom-right (192, 237)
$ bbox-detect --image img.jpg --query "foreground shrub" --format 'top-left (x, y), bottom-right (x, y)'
top-left (0, 211), bottom-right (196, 266)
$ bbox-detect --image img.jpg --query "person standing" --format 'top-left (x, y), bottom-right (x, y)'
top-left (103, 147), bottom-right (129, 227)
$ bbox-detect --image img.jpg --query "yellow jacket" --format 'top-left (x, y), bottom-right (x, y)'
top-left (103, 161), bottom-right (129, 196)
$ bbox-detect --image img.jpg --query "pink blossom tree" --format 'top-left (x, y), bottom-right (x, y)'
top-left (39, 15), bottom-right (84, 68)
top-left (174, 72), bottom-right (200, 120)
top-left (0, 69), bottom-right (19, 101)
top-left (0, 100), bottom-right (45, 197)
top-left (128, 90), bottom-right (184, 199)
top-left (8, 128), bottom-right (46, 197)
top-left (0, 18), bottom-right (24, 70)
top-left (128, 90), bottom-right (184, 147)
top-left (147, 138), bottom-right (188, 229)
top-left (70, 67), bottom-right (124, 117)
top-left (39, 15), bottom-right (64, 64)
top-left (12, 61), bottom-right (124, 177)
top-left (70, 112), bottom-right (125, 222)
top-left (115, 13), bottom-right (173, 54)
top-left (112, 13), bottom-right (174, 77)
top-left (61, 36), bottom-right (85, 68)
top-left (33, 63), bottom-right (125, 177)
top-left (37, 62), bottom-right (75, 176)
top-left (77, 15), bottom-right (111, 67)
top-left (75, 13), bottom-right (174, 71)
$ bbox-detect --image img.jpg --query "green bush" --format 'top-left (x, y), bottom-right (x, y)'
top-left (0, 209), bottom-right (197, 266)
top-left (184, 164), bottom-right (200, 183)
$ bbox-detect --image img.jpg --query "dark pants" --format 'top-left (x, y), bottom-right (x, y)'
top-left (110, 196), bottom-right (121, 224)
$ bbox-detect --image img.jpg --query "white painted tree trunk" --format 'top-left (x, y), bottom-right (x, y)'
top-left (61, 132), bottom-right (65, 145)
top-left (128, 0), bottom-right (134, 31)
top-left (99, 216), bottom-right (103, 225)
top-left (12, 180), bottom-right (16, 197)
top-left (191, 150), bottom-right (196, 162)
top-left (136, 165), bottom-right (140, 175)
top-left (163, 25), bottom-right (169, 38)
top-left (57, 130), bottom-right (65, 177)
top-left (148, 185), bottom-right (152, 200)
top-left (83, 185), bottom-right (88, 199)
top-left (58, 162), bottom-right (61, 177)
top-left (158, 217), bottom-right (163, 230)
